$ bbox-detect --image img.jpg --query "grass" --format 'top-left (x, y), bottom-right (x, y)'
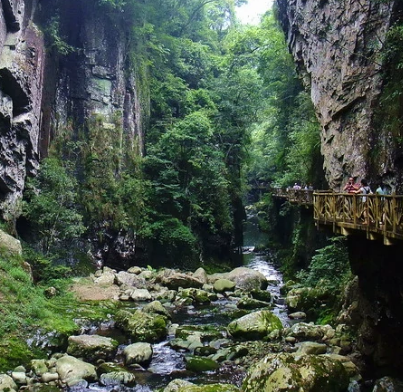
top-left (0, 251), bottom-right (80, 371)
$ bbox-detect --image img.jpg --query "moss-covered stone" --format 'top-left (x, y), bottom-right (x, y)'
top-left (227, 310), bottom-right (283, 340)
top-left (175, 325), bottom-right (225, 342)
top-left (242, 353), bottom-right (349, 392)
top-left (115, 309), bottom-right (167, 342)
top-left (163, 379), bottom-right (240, 392)
top-left (67, 334), bottom-right (118, 362)
top-left (213, 279), bottom-right (236, 293)
top-left (237, 297), bottom-right (271, 310)
top-left (185, 356), bottom-right (219, 372)
top-left (172, 384), bottom-right (240, 392)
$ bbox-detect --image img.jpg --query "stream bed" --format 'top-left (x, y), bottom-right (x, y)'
top-left (79, 213), bottom-right (290, 391)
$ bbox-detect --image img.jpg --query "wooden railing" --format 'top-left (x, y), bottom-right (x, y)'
top-left (272, 188), bottom-right (403, 244)
top-left (314, 192), bottom-right (403, 244)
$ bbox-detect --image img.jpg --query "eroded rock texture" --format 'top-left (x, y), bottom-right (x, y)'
top-left (277, 0), bottom-right (397, 190)
top-left (0, 0), bottom-right (144, 220)
top-left (0, 0), bottom-right (44, 214)
top-left (39, 0), bottom-right (144, 151)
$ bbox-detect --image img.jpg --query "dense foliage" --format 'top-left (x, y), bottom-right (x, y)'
top-left (21, 0), bottom-right (326, 270)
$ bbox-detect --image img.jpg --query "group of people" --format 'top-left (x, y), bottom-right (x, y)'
top-left (343, 177), bottom-right (386, 197)
top-left (292, 183), bottom-right (313, 191)
top-left (343, 177), bottom-right (386, 225)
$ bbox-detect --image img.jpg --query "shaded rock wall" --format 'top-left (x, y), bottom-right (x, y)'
top-left (0, 0), bottom-right (44, 215)
top-left (277, 0), bottom-right (397, 191)
top-left (39, 0), bottom-right (144, 152)
top-left (0, 0), bottom-right (144, 220)
top-left (339, 238), bottom-right (403, 378)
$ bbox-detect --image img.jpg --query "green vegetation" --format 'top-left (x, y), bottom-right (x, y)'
top-left (296, 237), bottom-right (351, 290)
top-left (26, 0), bottom-right (327, 281)
top-left (22, 157), bottom-right (85, 256)
top-left (0, 250), bottom-right (79, 370)
top-left (295, 237), bottom-right (352, 323)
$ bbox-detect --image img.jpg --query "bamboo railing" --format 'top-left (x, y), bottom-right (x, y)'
top-left (313, 192), bottom-right (403, 244)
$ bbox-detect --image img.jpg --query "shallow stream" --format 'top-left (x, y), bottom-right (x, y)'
top-left (74, 213), bottom-right (289, 391)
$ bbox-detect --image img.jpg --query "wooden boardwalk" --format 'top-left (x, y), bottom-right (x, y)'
top-left (273, 188), bottom-right (314, 206)
top-left (273, 189), bottom-right (403, 245)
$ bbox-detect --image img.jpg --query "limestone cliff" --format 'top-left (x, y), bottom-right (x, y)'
top-left (277, 0), bottom-right (401, 191)
top-left (0, 0), bottom-right (144, 220)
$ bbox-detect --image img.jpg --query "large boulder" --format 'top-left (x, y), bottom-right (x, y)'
top-left (161, 273), bottom-right (204, 290)
top-left (192, 268), bottom-right (208, 285)
top-left (67, 335), bottom-right (118, 362)
top-left (123, 342), bottom-right (153, 367)
top-left (0, 230), bottom-right (22, 256)
top-left (227, 267), bottom-right (268, 291)
top-left (56, 355), bottom-right (97, 387)
top-left (115, 309), bottom-right (168, 342)
top-left (0, 374), bottom-right (17, 392)
top-left (115, 271), bottom-right (147, 289)
top-left (93, 267), bottom-right (116, 285)
top-left (227, 310), bottom-right (282, 340)
top-left (286, 322), bottom-right (335, 342)
top-left (242, 353), bottom-right (350, 392)
top-left (99, 371), bottom-right (135, 386)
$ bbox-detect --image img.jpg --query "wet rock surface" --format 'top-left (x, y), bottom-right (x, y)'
top-left (0, 262), bottom-right (374, 391)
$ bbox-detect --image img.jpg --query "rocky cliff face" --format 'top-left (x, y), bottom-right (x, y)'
top-left (0, 0), bottom-right (144, 220)
top-left (277, 0), bottom-right (403, 377)
top-left (277, 0), bottom-right (399, 191)
top-left (0, 0), bottom-right (44, 216)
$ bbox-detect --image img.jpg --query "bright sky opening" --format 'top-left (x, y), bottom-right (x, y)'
top-left (236, 0), bottom-right (273, 25)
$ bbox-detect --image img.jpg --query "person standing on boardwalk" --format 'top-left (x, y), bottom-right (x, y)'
top-left (343, 177), bottom-right (359, 193)
top-left (355, 179), bottom-right (373, 224)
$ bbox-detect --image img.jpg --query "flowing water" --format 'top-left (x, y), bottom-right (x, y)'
top-left (77, 211), bottom-right (289, 391)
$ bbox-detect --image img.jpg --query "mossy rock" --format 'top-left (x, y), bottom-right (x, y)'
top-left (179, 289), bottom-right (211, 305)
top-left (175, 325), bottom-right (225, 342)
top-left (227, 310), bottom-right (283, 340)
top-left (176, 385), bottom-right (239, 392)
top-left (163, 380), bottom-right (240, 392)
top-left (97, 362), bottom-right (126, 375)
top-left (185, 356), bottom-right (219, 372)
top-left (115, 309), bottom-right (167, 342)
top-left (250, 289), bottom-right (271, 302)
top-left (237, 297), bottom-right (271, 310)
top-left (0, 337), bottom-right (46, 373)
top-left (213, 279), bottom-right (236, 293)
top-left (242, 353), bottom-right (349, 392)
top-left (67, 335), bottom-right (118, 362)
